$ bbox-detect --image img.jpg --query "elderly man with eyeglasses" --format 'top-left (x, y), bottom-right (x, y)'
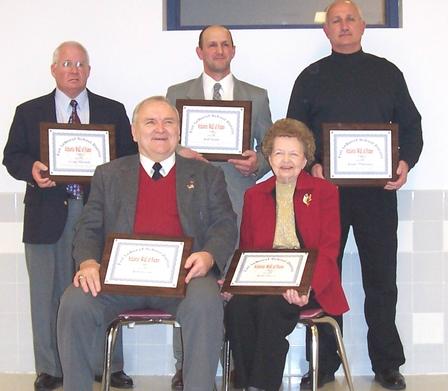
top-left (3, 41), bottom-right (136, 391)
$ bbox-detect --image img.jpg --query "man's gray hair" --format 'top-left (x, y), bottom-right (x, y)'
top-left (132, 96), bottom-right (179, 124)
top-left (52, 41), bottom-right (90, 65)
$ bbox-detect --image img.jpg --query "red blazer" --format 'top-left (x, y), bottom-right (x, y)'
top-left (239, 171), bottom-right (349, 315)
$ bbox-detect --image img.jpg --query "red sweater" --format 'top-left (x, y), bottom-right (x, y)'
top-left (133, 165), bottom-right (184, 237)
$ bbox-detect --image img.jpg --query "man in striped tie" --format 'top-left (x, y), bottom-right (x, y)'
top-left (3, 41), bottom-right (136, 391)
top-left (166, 25), bottom-right (273, 388)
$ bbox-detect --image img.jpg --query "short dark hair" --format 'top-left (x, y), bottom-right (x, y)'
top-left (198, 25), bottom-right (234, 48)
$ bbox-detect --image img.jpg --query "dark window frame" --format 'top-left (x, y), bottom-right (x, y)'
top-left (165, 0), bottom-right (401, 30)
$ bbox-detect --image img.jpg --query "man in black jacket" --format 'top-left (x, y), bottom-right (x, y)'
top-left (287, 1), bottom-right (423, 390)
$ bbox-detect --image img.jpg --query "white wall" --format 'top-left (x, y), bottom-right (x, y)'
top-left (0, 0), bottom-right (448, 376)
top-left (0, 0), bottom-right (447, 191)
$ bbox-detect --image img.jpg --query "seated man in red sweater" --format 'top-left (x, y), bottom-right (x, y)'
top-left (57, 96), bottom-right (237, 391)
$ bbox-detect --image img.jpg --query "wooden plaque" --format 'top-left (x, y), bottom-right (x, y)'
top-left (176, 99), bottom-right (252, 161)
top-left (100, 233), bottom-right (193, 297)
top-left (40, 122), bottom-right (116, 183)
top-left (222, 249), bottom-right (317, 296)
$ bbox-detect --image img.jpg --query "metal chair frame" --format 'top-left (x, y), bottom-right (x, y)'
top-left (101, 309), bottom-right (180, 391)
top-left (299, 310), bottom-right (355, 391)
top-left (222, 309), bottom-right (355, 391)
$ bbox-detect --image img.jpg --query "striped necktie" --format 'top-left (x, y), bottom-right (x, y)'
top-left (213, 83), bottom-right (222, 100)
top-left (69, 100), bottom-right (81, 124)
top-left (66, 99), bottom-right (83, 199)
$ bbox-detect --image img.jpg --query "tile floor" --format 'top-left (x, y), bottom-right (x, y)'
top-left (1, 374), bottom-right (448, 391)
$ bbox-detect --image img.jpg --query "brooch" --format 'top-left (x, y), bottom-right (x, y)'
top-left (186, 180), bottom-right (195, 190)
top-left (302, 193), bottom-right (312, 207)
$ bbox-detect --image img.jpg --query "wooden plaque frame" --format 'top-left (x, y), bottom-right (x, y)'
top-left (222, 249), bottom-right (317, 296)
top-left (176, 99), bottom-right (252, 161)
top-left (100, 233), bottom-right (192, 297)
top-left (40, 122), bottom-right (116, 183)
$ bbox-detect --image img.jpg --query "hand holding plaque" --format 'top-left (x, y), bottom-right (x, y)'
top-left (40, 122), bottom-right (116, 183)
top-left (322, 123), bottom-right (399, 186)
top-left (222, 249), bottom-right (317, 296)
top-left (100, 233), bottom-right (193, 297)
top-left (176, 99), bottom-right (252, 161)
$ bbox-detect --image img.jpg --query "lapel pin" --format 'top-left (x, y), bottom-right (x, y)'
top-left (186, 180), bottom-right (195, 190)
top-left (303, 193), bottom-right (312, 207)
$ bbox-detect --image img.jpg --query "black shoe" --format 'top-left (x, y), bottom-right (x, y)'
top-left (94, 370), bottom-right (134, 389)
top-left (171, 369), bottom-right (183, 390)
top-left (34, 373), bottom-right (63, 390)
top-left (300, 371), bottom-right (335, 389)
top-left (374, 369), bottom-right (406, 390)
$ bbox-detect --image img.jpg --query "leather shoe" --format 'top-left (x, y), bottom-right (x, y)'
top-left (300, 370), bottom-right (335, 389)
top-left (374, 369), bottom-right (406, 390)
top-left (34, 373), bottom-right (63, 390)
top-left (94, 370), bottom-right (134, 389)
top-left (171, 369), bottom-right (183, 390)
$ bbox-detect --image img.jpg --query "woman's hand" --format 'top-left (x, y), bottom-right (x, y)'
top-left (217, 279), bottom-right (233, 301)
top-left (283, 289), bottom-right (309, 306)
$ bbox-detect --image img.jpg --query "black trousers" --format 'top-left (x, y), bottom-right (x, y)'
top-left (339, 187), bottom-right (405, 372)
top-left (225, 294), bottom-right (335, 391)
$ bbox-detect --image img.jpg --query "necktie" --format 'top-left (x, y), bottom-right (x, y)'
top-left (152, 162), bottom-right (163, 180)
top-left (69, 100), bottom-right (81, 124)
top-left (66, 99), bottom-right (83, 199)
top-left (213, 83), bottom-right (222, 100)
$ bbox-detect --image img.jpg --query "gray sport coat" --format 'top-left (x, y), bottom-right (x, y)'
top-left (73, 154), bottom-right (237, 275)
top-left (166, 75), bottom-right (273, 220)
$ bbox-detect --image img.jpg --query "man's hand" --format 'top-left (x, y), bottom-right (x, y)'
top-left (177, 145), bottom-right (208, 162)
top-left (384, 160), bottom-right (409, 191)
top-left (283, 289), bottom-right (309, 307)
top-left (32, 161), bottom-right (56, 188)
top-left (310, 163), bottom-right (324, 179)
top-left (228, 150), bottom-right (258, 177)
top-left (74, 259), bottom-right (102, 297)
top-left (184, 251), bottom-right (214, 284)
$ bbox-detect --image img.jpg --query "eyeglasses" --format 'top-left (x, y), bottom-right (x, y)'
top-left (60, 60), bottom-right (86, 69)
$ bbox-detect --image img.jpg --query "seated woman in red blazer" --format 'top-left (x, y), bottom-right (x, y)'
top-left (224, 118), bottom-right (349, 391)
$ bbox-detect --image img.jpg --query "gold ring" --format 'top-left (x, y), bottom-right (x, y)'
top-left (78, 275), bottom-right (85, 280)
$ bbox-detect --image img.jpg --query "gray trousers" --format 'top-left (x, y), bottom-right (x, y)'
top-left (24, 199), bottom-right (82, 377)
top-left (173, 164), bottom-right (245, 370)
top-left (57, 274), bottom-right (224, 391)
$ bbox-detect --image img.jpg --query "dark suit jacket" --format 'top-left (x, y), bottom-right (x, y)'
top-left (239, 171), bottom-right (349, 315)
top-left (73, 154), bottom-right (237, 275)
top-left (2, 89), bottom-right (137, 244)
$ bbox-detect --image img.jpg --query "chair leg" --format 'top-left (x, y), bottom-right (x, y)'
top-left (314, 316), bottom-right (355, 391)
top-left (101, 320), bottom-right (122, 391)
top-left (309, 323), bottom-right (319, 391)
top-left (222, 339), bottom-right (231, 391)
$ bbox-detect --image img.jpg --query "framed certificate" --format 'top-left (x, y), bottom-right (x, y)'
top-left (322, 123), bottom-right (399, 186)
top-left (222, 249), bottom-right (317, 296)
top-left (100, 233), bottom-right (193, 297)
top-left (40, 122), bottom-right (116, 183)
top-left (176, 99), bottom-right (252, 161)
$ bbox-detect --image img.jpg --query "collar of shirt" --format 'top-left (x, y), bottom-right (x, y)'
top-left (139, 153), bottom-right (176, 178)
top-left (54, 88), bottom-right (90, 123)
top-left (202, 72), bottom-right (234, 100)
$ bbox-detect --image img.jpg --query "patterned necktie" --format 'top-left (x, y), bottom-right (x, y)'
top-left (152, 162), bottom-right (163, 180)
top-left (66, 99), bottom-right (83, 199)
top-left (213, 83), bottom-right (222, 100)
top-left (69, 100), bottom-right (81, 124)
